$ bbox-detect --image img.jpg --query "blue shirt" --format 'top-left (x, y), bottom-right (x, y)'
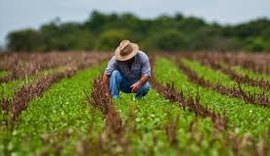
top-left (105, 51), bottom-right (151, 81)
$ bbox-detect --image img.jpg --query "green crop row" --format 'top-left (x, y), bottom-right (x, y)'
top-left (113, 90), bottom-right (228, 155)
top-left (0, 66), bottom-right (67, 100)
top-left (182, 59), bottom-right (270, 96)
top-left (155, 57), bottom-right (270, 136)
top-left (1, 56), bottom-right (269, 155)
top-left (0, 65), bottom-right (105, 155)
top-left (232, 66), bottom-right (270, 82)
top-left (0, 66), bottom-right (68, 137)
top-left (0, 71), bottom-right (9, 79)
top-left (0, 66), bottom-right (67, 145)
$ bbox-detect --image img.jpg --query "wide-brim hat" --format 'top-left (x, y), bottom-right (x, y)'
top-left (115, 40), bottom-right (139, 61)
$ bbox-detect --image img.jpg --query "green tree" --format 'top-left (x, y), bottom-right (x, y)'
top-left (95, 29), bottom-right (131, 51)
top-left (7, 29), bottom-right (42, 51)
top-left (245, 37), bottom-right (267, 52)
top-left (5, 10), bottom-right (270, 52)
top-left (143, 29), bottom-right (186, 51)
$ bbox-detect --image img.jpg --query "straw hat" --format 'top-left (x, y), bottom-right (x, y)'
top-left (115, 40), bottom-right (139, 61)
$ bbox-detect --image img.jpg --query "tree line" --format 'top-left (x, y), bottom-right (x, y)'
top-left (6, 11), bottom-right (270, 52)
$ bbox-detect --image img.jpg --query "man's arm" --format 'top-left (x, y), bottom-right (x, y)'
top-left (103, 56), bottom-right (117, 97)
top-left (102, 73), bottom-right (110, 96)
top-left (131, 75), bottom-right (150, 93)
top-left (131, 52), bottom-right (151, 92)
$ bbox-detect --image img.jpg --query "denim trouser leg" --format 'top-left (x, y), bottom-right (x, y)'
top-left (109, 70), bottom-right (150, 99)
top-left (135, 82), bottom-right (150, 99)
top-left (109, 70), bottom-right (123, 99)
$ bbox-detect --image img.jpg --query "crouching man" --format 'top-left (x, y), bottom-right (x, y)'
top-left (103, 40), bottom-right (151, 99)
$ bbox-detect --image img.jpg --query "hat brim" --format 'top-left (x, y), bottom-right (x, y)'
top-left (115, 43), bottom-right (139, 61)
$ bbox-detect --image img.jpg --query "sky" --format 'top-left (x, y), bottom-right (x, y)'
top-left (1, 0), bottom-right (270, 47)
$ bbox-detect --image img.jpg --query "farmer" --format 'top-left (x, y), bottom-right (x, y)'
top-left (103, 40), bottom-right (151, 99)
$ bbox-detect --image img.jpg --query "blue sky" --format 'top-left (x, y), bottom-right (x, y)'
top-left (1, 0), bottom-right (270, 47)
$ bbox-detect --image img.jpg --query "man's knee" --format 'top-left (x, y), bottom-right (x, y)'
top-left (110, 70), bottom-right (123, 87)
top-left (136, 82), bottom-right (150, 98)
top-left (140, 82), bottom-right (150, 93)
top-left (144, 82), bottom-right (150, 90)
top-left (111, 70), bottom-right (121, 77)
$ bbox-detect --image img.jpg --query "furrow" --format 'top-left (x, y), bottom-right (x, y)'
top-left (176, 58), bottom-right (270, 107)
top-left (193, 54), bottom-right (270, 92)
top-left (85, 77), bottom-right (129, 155)
top-left (151, 58), bottom-right (227, 131)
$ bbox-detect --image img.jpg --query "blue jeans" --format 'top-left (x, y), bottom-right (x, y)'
top-left (109, 70), bottom-right (150, 99)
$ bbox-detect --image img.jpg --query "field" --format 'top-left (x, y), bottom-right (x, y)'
top-left (0, 52), bottom-right (270, 156)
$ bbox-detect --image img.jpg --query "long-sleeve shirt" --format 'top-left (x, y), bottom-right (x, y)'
top-left (104, 51), bottom-right (151, 81)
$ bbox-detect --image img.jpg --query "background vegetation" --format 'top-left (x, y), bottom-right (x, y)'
top-left (6, 11), bottom-right (270, 52)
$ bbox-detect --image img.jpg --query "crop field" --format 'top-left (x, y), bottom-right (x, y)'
top-left (0, 52), bottom-right (270, 156)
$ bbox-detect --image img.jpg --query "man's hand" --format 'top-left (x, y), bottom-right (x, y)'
top-left (103, 74), bottom-right (110, 97)
top-left (131, 81), bottom-right (142, 93)
top-left (105, 92), bottom-right (110, 97)
top-left (131, 75), bottom-right (150, 93)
